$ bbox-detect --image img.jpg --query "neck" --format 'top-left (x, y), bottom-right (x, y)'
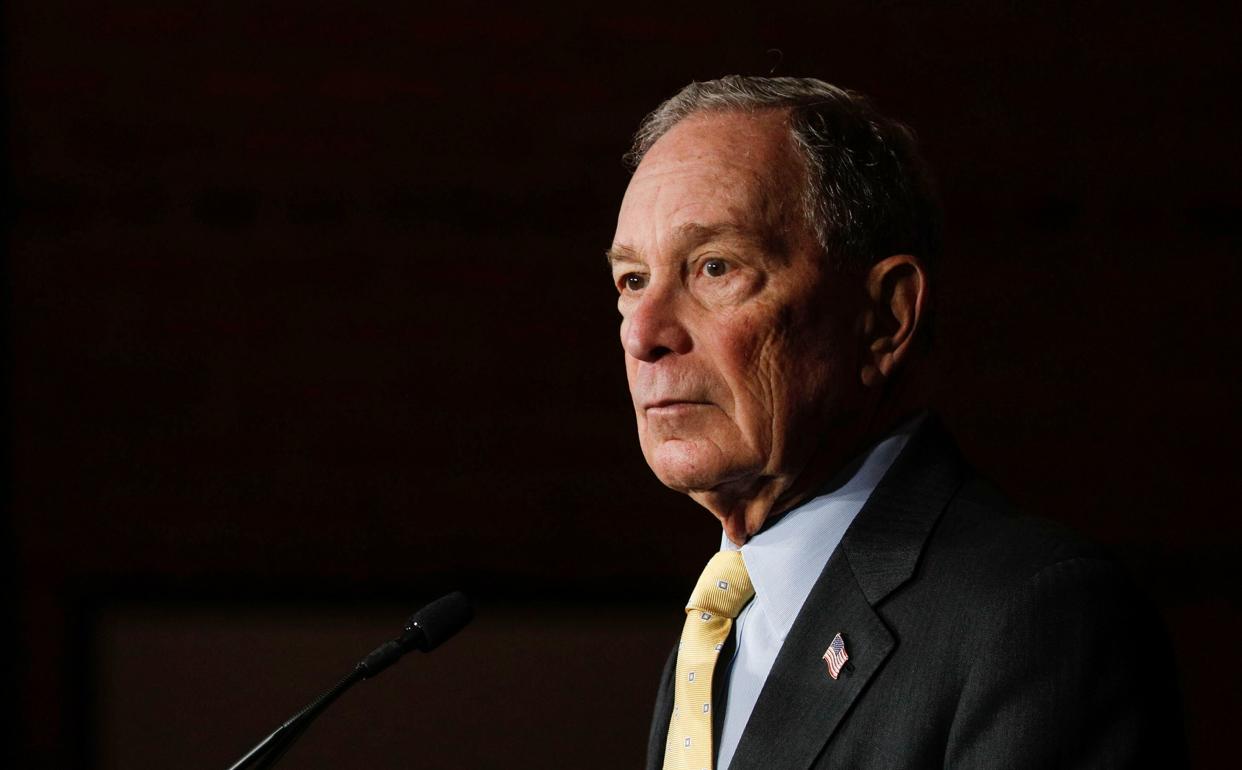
top-left (698, 395), bottom-right (923, 546)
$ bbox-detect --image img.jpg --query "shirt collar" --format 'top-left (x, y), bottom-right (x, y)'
top-left (721, 418), bottom-right (919, 640)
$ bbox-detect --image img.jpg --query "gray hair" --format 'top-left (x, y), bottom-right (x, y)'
top-left (625, 76), bottom-right (941, 275)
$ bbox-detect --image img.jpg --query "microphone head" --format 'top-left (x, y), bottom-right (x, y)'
top-left (402, 591), bottom-right (473, 652)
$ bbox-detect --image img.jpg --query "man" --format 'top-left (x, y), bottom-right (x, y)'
top-left (607, 77), bottom-right (1185, 769)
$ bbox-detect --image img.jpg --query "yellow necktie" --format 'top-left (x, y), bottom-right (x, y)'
top-left (663, 551), bottom-right (754, 770)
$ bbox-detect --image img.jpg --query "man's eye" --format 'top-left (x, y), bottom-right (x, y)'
top-left (703, 259), bottom-right (729, 277)
top-left (622, 274), bottom-right (648, 291)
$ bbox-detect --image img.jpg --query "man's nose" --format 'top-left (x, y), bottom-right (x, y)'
top-left (622, 285), bottom-right (692, 362)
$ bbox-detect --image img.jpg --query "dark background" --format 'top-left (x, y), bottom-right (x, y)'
top-left (5, 2), bottom-right (1239, 768)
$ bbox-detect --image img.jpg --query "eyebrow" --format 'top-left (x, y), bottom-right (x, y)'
top-left (675, 221), bottom-right (754, 249)
top-left (605, 243), bottom-right (639, 266)
top-left (605, 222), bottom-right (772, 267)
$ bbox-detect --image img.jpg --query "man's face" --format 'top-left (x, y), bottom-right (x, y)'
top-left (609, 110), bottom-right (864, 504)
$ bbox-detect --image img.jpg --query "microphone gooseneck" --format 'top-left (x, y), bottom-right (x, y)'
top-left (226, 591), bottom-right (474, 770)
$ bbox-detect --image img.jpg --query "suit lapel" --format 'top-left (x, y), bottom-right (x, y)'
top-left (725, 549), bottom-right (894, 770)
top-left (646, 645), bottom-right (677, 770)
top-left (726, 415), bottom-right (966, 770)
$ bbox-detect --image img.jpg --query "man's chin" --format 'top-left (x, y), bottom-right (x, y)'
top-left (644, 438), bottom-right (744, 495)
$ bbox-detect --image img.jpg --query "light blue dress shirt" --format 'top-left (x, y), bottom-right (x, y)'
top-left (714, 423), bottom-right (915, 770)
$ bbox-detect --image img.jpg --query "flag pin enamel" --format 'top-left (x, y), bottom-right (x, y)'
top-left (822, 632), bottom-right (849, 679)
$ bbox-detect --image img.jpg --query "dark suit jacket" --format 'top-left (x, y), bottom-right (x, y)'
top-left (646, 415), bottom-right (1186, 769)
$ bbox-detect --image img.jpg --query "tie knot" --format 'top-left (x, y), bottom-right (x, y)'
top-left (686, 550), bottom-right (754, 619)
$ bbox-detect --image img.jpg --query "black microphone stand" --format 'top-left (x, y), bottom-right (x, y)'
top-left (225, 592), bottom-right (472, 770)
top-left (227, 669), bottom-right (362, 770)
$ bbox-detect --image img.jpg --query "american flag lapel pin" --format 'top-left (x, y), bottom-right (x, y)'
top-left (822, 632), bottom-right (849, 680)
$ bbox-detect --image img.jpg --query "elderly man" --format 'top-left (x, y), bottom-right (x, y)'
top-left (608, 77), bottom-right (1184, 770)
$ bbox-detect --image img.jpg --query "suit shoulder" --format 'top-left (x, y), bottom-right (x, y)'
top-left (920, 473), bottom-right (1120, 591)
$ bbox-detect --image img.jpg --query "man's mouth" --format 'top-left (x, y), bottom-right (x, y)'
top-left (643, 399), bottom-right (713, 413)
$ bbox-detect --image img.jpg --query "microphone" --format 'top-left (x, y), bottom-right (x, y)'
top-left (226, 591), bottom-right (473, 770)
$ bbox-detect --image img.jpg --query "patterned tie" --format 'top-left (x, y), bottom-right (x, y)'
top-left (663, 551), bottom-right (755, 770)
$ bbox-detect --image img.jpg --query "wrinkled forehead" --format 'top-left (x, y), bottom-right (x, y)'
top-left (615, 110), bottom-right (808, 252)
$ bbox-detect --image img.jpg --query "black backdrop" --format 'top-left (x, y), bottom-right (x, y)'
top-left (6, 2), bottom-right (1239, 768)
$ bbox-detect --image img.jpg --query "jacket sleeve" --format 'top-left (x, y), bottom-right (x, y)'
top-left (944, 556), bottom-right (1187, 769)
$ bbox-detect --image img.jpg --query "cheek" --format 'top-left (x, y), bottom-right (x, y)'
top-left (726, 312), bottom-right (791, 395)
top-left (705, 321), bottom-right (788, 450)
top-left (624, 357), bottom-right (642, 406)
top-left (723, 304), bottom-right (837, 428)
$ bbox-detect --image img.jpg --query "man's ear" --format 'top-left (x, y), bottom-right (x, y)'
top-left (860, 254), bottom-right (927, 387)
